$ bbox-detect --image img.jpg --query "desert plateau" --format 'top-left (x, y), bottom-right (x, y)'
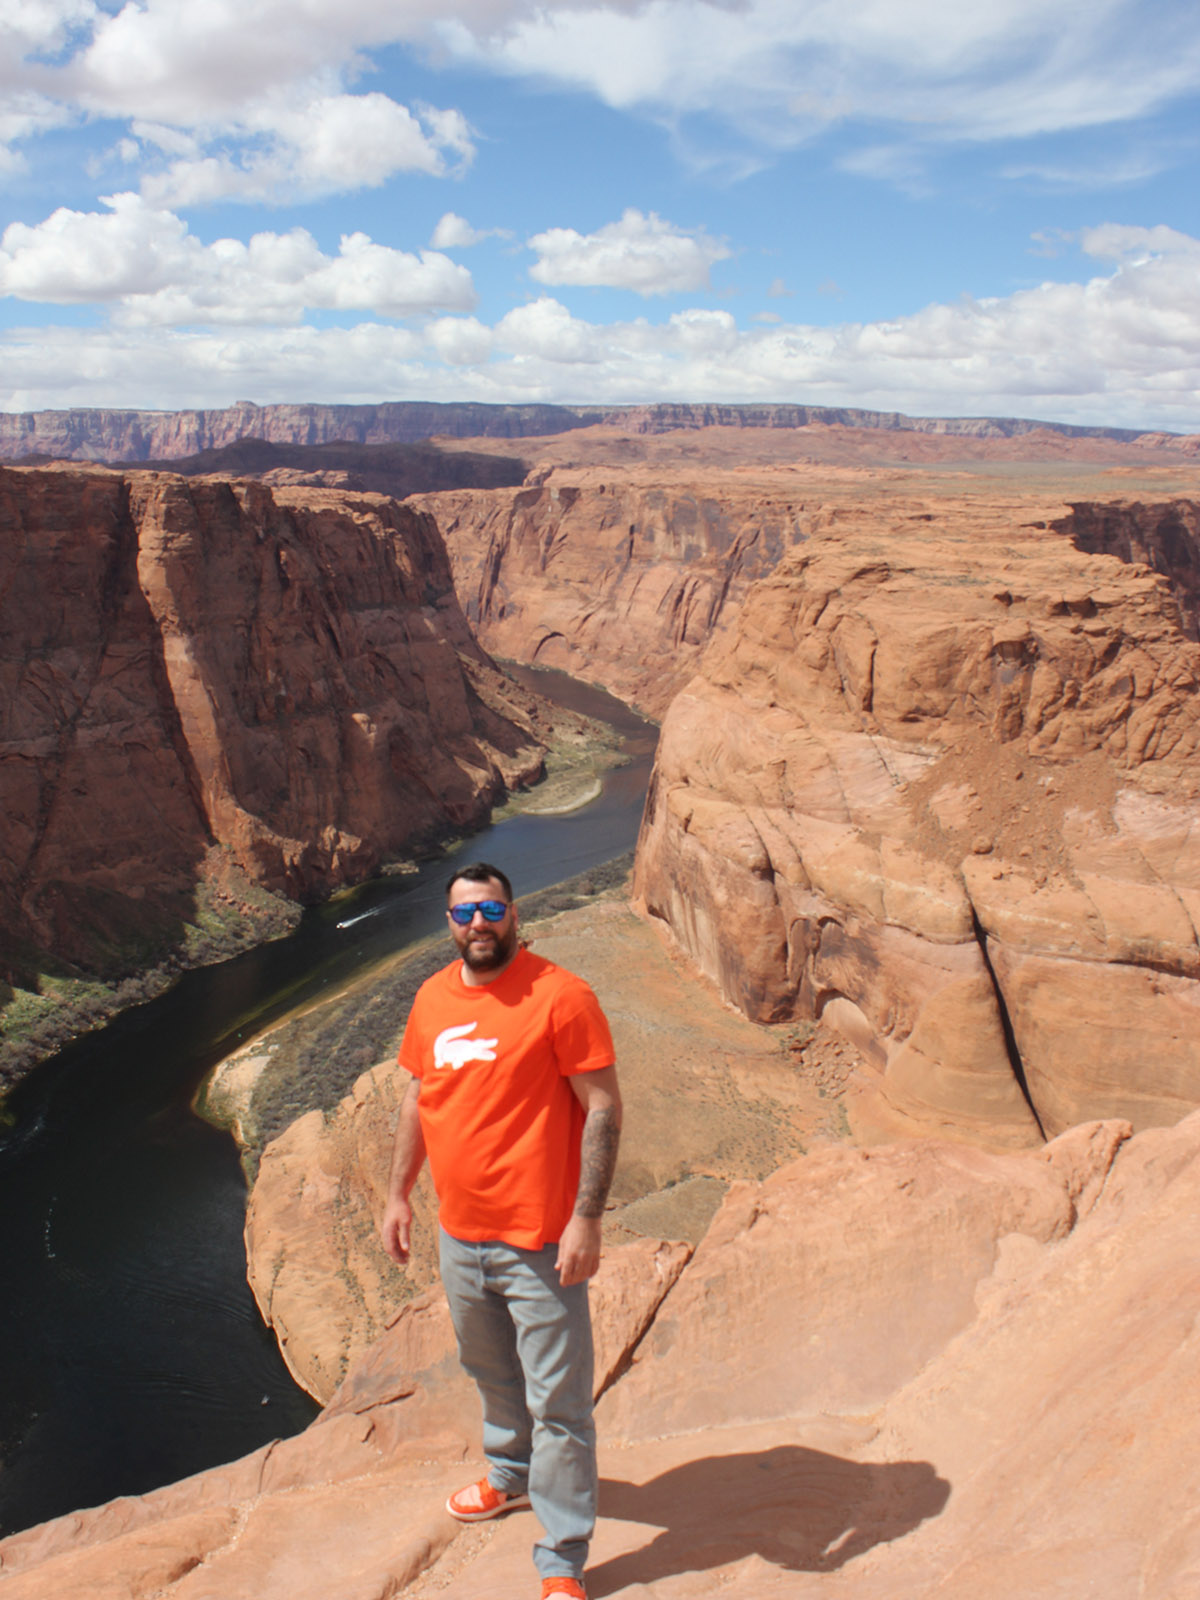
top-left (2, 404), bottom-right (1200, 1599)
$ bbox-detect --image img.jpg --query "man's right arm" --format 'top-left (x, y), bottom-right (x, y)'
top-left (380, 1077), bottom-right (425, 1265)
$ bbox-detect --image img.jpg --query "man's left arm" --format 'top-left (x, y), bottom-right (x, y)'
top-left (557, 1065), bottom-right (622, 1287)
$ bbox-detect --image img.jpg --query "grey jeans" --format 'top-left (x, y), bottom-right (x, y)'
top-left (439, 1228), bottom-right (597, 1580)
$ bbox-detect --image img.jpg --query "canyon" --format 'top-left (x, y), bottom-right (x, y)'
top-left (5, 428), bottom-right (1200, 1135)
top-left (3, 411), bottom-right (1200, 1597)
top-left (0, 464), bottom-right (545, 1080)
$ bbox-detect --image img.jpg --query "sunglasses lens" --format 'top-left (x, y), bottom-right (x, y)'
top-left (449, 899), bottom-right (509, 925)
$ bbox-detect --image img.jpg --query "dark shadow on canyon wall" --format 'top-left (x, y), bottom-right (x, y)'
top-left (590, 1445), bottom-right (950, 1594)
top-left (120, 437), bottom-right (529, 497)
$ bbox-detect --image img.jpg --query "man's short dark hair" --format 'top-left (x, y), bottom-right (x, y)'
top-left (446, 861), bottom-right (514, 903)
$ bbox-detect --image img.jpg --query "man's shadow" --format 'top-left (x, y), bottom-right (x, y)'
top-left (589, 1445), bottom-right (949, 1595)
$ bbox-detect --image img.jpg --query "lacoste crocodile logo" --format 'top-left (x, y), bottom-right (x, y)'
top-left (434, 1021), bottom-right (499, 1071)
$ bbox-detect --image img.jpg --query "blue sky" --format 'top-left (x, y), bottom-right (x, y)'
top-left (2, 0), bottom-right (1199, 429)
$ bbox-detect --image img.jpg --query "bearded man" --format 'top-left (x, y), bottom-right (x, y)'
top-left (381, 862), bottom-right (622, 1600)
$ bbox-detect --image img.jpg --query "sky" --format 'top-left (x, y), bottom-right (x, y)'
top-left (1, 0), bottom-right (1199, 430)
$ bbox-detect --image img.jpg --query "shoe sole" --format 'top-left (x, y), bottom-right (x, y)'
top-left (446, 1491), bottom-right (531, 1522)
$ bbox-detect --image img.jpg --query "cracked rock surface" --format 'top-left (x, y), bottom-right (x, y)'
top-left (634, 495), bottom-right (1200, 1142)
top-left (8, 1111), bottom-right (1200, 1599)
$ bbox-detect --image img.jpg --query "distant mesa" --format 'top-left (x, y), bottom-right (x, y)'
top-left (0, 398), bottom-right (1192, 465)
top-left (0, 400), bottom-right (593, 464)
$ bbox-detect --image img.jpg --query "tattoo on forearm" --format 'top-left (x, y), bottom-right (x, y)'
top-left (575, 1106), bottom-right (621, 1218)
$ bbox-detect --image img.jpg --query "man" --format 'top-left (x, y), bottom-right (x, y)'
top-left (380, 862), bottom-right (622, 1600)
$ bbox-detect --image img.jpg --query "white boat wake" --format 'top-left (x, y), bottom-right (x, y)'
top-left (336, 909), bottom-right (380, 930)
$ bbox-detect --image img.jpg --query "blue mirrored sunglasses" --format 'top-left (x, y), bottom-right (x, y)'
top-left (448, 899), bottom-right (510, 926)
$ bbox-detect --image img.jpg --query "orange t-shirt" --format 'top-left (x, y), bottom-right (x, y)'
top-left (398, 947), bottom-right (615, 1249)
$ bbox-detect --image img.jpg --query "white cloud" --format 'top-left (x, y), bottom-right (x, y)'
top-left (0, 0), bottom-right (96, 73)
top-left (3, 221), bottom-right (1200, 433)
top-left (441, 0), bottom-right (1200, 155)
top-left (429, 211), bottom-right (511, 249)
top-left (0, 90), bottom-right (74, 173)
top-left (495, 296), bottom-right (604, 362)
top-left (3, 0), bottom-right (1198, 196)
top-left (0, 192), bottom-right (192, 300)
top-left (431, 212), bottom-right (482, 249)
top-left (427, 314), bottom-right (494, 364)
top-left (0, 320), bottom-right (428, 412)
top-left (0, 193), bottom-right (477, 322)
top-left (1001, 152), bottom-right (1173, 190)
top-left (135, 94), bottom-right (473, 206)
top-left (1080, 222), bottom-right (1200, 263)
top-left (2, 0), bottom-right (485, 198)
top-left (664, 306), bottom-right (738, 354)
top-left (528, 209), bottom-right (730, 295)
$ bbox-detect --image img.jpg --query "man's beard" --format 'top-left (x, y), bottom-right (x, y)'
top-left (459, 920), bottom-right (518, 971)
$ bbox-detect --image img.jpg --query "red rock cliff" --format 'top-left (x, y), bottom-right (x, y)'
top-left (634, 493), bottom-right (1200, 1143)
top-left (414, 445), bottom-right (1200, 719)
top-left (1057, 497), bottom-right (1200, 639)
top-left (414, 471), bottom-right (809, 716)
top-left (0, 465), bottom-right (543, 981)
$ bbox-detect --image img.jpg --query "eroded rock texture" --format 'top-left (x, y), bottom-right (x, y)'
top-left (634, 494), bottom-right (1200, 1142)
top-left (1058, 497), bottom-right (1200, 638)
top-left (416, 473), bottom-right (809, 715)
top-left (0, 465), bottom-right (542, 978)
top-left (6, 1113), bottom-right (1200, 1599)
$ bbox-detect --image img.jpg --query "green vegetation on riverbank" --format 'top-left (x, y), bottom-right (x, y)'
top-left (0, 868), bottom-right (302, 1098)
top-left (0, 669), bottom-right (643, 1104)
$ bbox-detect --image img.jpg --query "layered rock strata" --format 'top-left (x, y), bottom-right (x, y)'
top-left (0, 465), bottom-right (543, 981)
top-left (1058, 497), bottom-right (1200, 638)
top-left (415, 460), bottom-right (1200, 720)
top-left (415, 473), bottom-right (809, 715)
top-left (3, 400), bottom-right (1192, 463)
top-left (634, 495), bottom-right (1200, 1142)
top-left (0, 401), bottom-right (590, 462)
top-left (6, 1112), bottom-right (1200, 1599)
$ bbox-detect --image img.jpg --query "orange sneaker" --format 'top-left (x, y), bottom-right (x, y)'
top-left (445, 1475), bottom-right (531, 1522)
top-left (540, 1580), bottom-right (586, 1599)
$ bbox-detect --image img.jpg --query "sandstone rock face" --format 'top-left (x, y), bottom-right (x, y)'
top-left (1058, 496), bottom-right (1200, 638)
top-left (151, 437), bottom-right (529, 498)
top-left (414, 473), bottom-right (808, 715)
top-left (634, 494), bottom-right (1200, 1141)
top-left (243, 1060), bottom-right (437, 1401)
top-left (0, 465), bottom-right (542, 979)
top-left (599, 1120), bottom-right (1129, 1441)
top-left (7, 1113), bottom-right (1200, 1600)
top-left (414, 443), bottom-right (1200, 721)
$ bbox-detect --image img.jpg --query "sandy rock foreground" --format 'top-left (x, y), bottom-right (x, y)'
top-left (4, 1106), bottom-right (1199, 1599)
